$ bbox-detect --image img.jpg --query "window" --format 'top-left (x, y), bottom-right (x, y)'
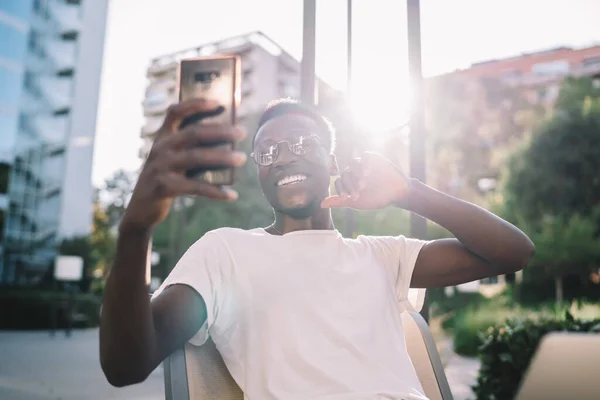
top-left (0, 113), bottom-right (18, 161)
top-left (480, 276), bottom-right (499, 284)
top-left (0, 163), bottom-right (10, 194)
top-left (145, 90), bottom-right (167, 107)
top-left (0, 23), bottom-right (28, 62)
top-left (531, 60), bottom-right (569, 76)
top-left (0, 0), bottom-right (34, 20)
top-left (582, 56), bottom-right (600, 67)
top-left (0, 208), bottom-right (5, 241)
top-left (0, 67), bottom-right (23, 107)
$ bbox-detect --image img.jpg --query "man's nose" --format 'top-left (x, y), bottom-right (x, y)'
top-left (272, 142), bottom-right (298, 167)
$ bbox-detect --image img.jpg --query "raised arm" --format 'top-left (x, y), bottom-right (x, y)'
top-left (404, 179), bottom-right (535, 288)
top-left (321, 151), bottom-right (535, 289)
top-left (99, 99), bottom-right (247, 386)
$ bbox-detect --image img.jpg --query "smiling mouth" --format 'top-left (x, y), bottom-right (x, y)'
top-left (277, 174), bottom-right (307, 187)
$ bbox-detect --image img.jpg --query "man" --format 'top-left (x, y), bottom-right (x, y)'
top-left (100, 98), bottom-right (535, 399)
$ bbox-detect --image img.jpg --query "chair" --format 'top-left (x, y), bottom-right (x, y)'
top-left (163, 289), bottom-right (454, 400)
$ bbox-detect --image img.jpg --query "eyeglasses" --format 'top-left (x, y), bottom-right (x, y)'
top-left (250, 135), bottom-right (322, 166)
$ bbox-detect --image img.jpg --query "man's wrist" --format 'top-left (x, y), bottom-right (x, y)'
top-left (395, 178), bottom-right (426, 212)
top-left (118, 216), bottom-right (153, 239)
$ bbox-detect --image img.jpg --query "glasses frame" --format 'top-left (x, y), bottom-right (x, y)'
top-left (250, 134), bottom-right (323, 166)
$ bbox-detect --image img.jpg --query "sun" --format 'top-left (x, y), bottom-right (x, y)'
top-left (348, 80), bottom-right (412, 135)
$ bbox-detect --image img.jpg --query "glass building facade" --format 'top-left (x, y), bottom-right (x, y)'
top-left (0, 0), bottom-right (109, 284)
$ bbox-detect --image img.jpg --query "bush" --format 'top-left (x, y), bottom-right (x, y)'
top-left (0, 287), bottom-right (102, 330)
top-left (473, 311), bottom-right (600, 400)
top-left (429, 288), bottom-right (488, 317)
top-left (450, 303), bottom-right (531, 357)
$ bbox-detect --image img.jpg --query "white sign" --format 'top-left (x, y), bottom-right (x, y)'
top-left (54, 255), bottom-right (84, 281)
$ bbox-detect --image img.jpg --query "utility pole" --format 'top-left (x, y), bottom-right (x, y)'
top-left (406, 0), bottom-right (429, 321)
top-left (301, 0), bottom-right (317, 105)
top-left (343, 0), bottom-right (356, 239)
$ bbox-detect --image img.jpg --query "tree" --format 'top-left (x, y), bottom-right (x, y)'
top-left (526, 211), bottom-right (600, 306)
top-left (424, 74), bottom-right (540, 204)
top-left (89, 202), bottom-right (116, 278)
top-left (503, 78), bottom-right (600, 227)
top-left (499, 77), bottom-right (600, 304)
top-left (100, 169), bottom-right (137, 228)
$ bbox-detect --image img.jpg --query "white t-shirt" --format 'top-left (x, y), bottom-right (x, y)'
top-left (153, 227), bottom-right (429, 400)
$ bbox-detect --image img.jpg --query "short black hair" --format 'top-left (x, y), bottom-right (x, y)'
top-left (254, 98), bottom-right (336, 152)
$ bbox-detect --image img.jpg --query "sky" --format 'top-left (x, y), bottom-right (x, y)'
top-left (92, 0), bottom-right (600, 186)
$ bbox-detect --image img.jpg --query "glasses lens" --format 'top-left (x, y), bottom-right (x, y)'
top-left (254, 144), bottom-right (278, 166)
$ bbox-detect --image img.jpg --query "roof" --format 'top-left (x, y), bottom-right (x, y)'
top-left (147, 31), bottom-right (298, 70)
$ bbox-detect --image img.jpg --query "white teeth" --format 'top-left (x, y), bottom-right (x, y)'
top-left (277, 174), bottom-right (307, 187)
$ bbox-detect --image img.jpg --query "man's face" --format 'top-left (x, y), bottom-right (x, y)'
top-left (254, 114), bottom-right (333, 219)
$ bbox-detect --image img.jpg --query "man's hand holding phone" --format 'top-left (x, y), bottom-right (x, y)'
top-left (121, 98), bottom-right (247, 232)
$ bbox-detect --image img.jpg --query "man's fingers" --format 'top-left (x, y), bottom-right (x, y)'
top-left (174, 124), bottom-right (247, 148)
top-left (340, 169), bottom-right (360, 200)
top-left (163, 174), bottom-right (239, 201)
top-left (160, 99), bottom-right (221, 137)
top-left (334, 178), bottom-right (349, 198)
top-left (170, 146), bottom-right (247, 171)
top-left (320, 195), bottom-right (348, 208)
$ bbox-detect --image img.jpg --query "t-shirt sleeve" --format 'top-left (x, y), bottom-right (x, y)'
top-left (151, 231), bottom-right (231, 346)
top-left (358, 234), bottom-right (429, 301)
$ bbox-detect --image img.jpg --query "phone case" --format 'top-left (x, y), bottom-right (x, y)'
top-left (177, 55), bottom-right (241, 186)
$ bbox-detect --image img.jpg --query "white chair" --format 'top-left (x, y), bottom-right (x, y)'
top-left (163, 289), bottom-right (453, 400)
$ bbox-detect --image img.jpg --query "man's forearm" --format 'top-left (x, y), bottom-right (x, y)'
top-left (99, 224), bottom-right (158, 386)
top-left (403, 179), bottom-right (535, 271)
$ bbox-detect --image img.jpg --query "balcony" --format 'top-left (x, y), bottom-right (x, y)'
top-left (38, 76), bottom-right (72, 113)
top-left (141, 115), bottom-right (164, 137)
top-left (48, 0), bottom-right (82, 36)
top-left (147, 60), bottom-right (179, 78)
top-left (30, 114), bottom-right (70, 142)
top-left (143, 93), bottom-right (176, 116)
top-left (502, 62), bottom-right (600, 88)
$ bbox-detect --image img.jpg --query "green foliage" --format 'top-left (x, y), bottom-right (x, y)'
top-left (58, 203), bottom-right (116, 289)
top-left (503, 78), bottom-right (600, 226)
top-left (100, 169), bottom-right (137, 228)
top-left (554, 76), bottom-right (600, 115)
top-left (473, 310), bottom-right (600, 400)
top-left (527, 211), bottom-right (600, 279)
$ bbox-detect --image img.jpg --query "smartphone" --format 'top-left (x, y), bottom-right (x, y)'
top-left (177, 55), bottom-right (241, 186)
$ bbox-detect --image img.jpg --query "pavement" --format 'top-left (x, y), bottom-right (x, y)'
top-left (0, 329), bottom-right (163, 400)
top-left (443, 352), bottom-right (480, 400)
top-left (433, 321), bottom-right (481, 400)
top-left (0, 328), bottom-right (480, 400)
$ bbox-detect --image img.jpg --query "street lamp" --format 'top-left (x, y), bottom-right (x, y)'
top-left (301, 0), bottom-right (317, 105)
top-left (343, 0), bottom-right (356, 239)
top-left (406, 0), bottom-right (428, 320)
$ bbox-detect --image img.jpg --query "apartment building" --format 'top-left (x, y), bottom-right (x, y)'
top-left (0, 0), bottom-right (109, 283)
top-left (458, 44), bottom-right (600, 105)
top-left (140, 31), bottom-right (336, 159)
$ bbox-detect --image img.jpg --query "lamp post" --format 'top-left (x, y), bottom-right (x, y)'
top-left (406, 0), bottom-right (428, 320)
top-left (301, 0), bottom-right (317, 105)
top-left (343, 0), bottom-right (356, 239)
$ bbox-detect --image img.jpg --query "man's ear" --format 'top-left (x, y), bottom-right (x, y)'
top-left (329, 154), bottom-right (339, 176)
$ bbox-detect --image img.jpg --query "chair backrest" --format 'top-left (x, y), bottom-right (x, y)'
top-left (163, 289), bottom-right (453, 400)
top-left (402, 310), bottom-right (453, 400)
top-left (516, 332), bottom-right (600, 400)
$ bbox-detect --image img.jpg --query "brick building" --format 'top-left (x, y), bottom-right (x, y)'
top-left (457, 44), bottom-right (600, 105)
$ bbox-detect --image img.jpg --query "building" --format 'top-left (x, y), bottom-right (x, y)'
top-left (140, 31), bottom-right (336, 159)
top-left (0, 0), bottom-right (109, 284)
top-left (457, 44), bottom-right (600, 106)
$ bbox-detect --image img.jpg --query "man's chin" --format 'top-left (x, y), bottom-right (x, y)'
top-left (275, 199), bottom-right (320, 219)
